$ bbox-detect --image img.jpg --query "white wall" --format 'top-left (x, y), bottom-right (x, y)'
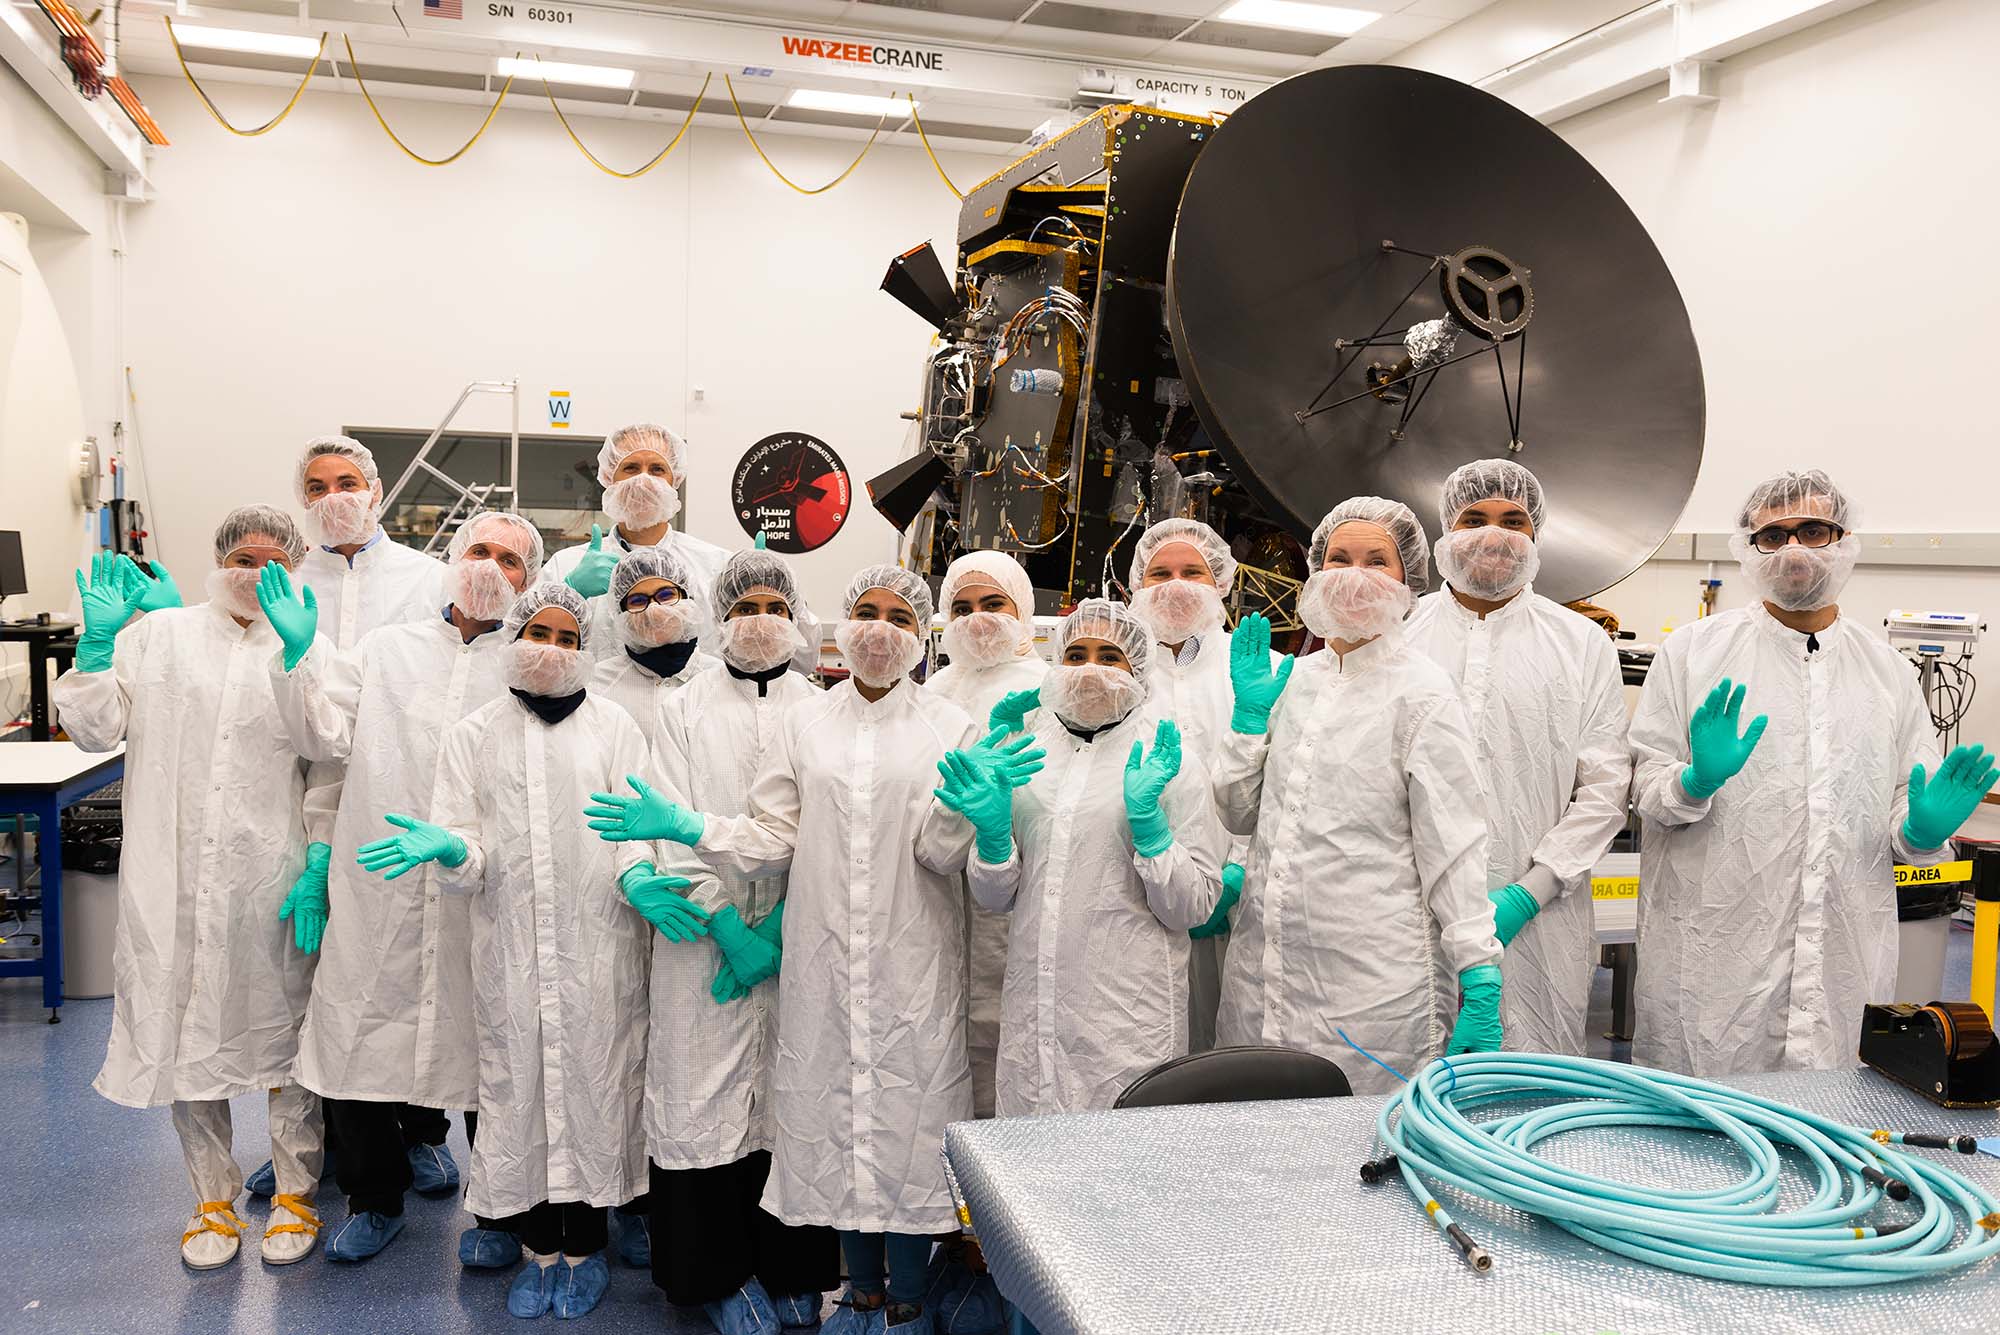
top-left (119, 74), bottom-right (1006, 617)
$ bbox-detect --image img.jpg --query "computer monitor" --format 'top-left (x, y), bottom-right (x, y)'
top-left (0, 531), bottom-right (26, 599)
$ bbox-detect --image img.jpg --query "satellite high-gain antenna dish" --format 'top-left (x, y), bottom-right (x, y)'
top-left (1168, 65), bottom-right (1705, 602)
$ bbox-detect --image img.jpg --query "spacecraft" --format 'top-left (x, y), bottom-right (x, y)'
top-left (872, 65), bottom-right (1706, 635)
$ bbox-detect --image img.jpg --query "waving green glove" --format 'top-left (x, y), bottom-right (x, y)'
top-left (935, 748), bottom-right (1017, 864)
top-left (618, 862), bottom-right (711, 942)
top-left (1681, 677), bottom-right (1768, 800)
top-left (1191, 862), bottom-right (1244, 940)
top-left (255, 562), bottom-right (319, 672)
top-left (278, 842), bottom-right (332, 954)
top-left (988, 688), bottom-right (1042, 735)
top-left (565, 524), bottom-right (619, 599)
top-left (585, 775), bottom-right (707, 845)
top-left (1445, 963), bottom-right (1504, 1055)
top-left (1904, 744), bottom-right (1999, 851)
top-left (74, 552), bottom-right (140, 673)
top-left (968, 725), bottom-right (1047, 787)
top-left (355, 813), bottom-right (468, 880)
top-left (1228, 613), bottom-right (1295, 735)
top-left (1123, 719), bottom-right (1182, 859)
top-left (119, 556), bottom-right (183, 612)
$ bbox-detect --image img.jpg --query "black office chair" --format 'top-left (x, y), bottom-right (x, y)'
top-left (1112, 1044), bottom-right (1352, 1109)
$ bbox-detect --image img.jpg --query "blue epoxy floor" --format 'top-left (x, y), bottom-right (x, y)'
top-left (0, 981), bottom-right (725, 1335)
top-left (2, 913), bottom-right (1979, 1334)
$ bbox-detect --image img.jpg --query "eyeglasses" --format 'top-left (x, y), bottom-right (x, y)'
top-left (1749, 520), bottom-right (1844, 553)
top-left (622, 587), bottom-right (684, 612)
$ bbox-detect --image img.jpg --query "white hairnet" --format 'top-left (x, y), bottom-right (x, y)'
top-left (941, 550), bottom-right (1036, 620)
top-left (1736, 469), bottom-right (1852, 531)
top-left (502, 581), bottom-right (592, 651)
top-left (1128, 518), bottom-right (1237, 596)
top-left (213, 504), bottom-right (307, 566)
top-left (1438, 459), bottom-right (1547, 536)
top-left (842, 563), bottom-right (933, 626)
top-left (1309, 496), bottom-right (1430, 595)
top-left (444, 510), bottom-right (545, 581)
top-left (597, 423), bottom-right (688, 488)
top-left (713, 550), bottom-right (805, 620)
top-left (1056, 597), bottom-right (1153, 677)
top-left (611, 546), bottom-right (695, 606)
top-left (295, 435), bottom-right (380, 502)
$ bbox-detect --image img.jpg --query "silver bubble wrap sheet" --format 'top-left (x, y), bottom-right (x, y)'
top-left (942, 1069), bottom-right (2000, 1333)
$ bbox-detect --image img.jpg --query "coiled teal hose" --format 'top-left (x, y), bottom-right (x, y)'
top-left (1368, 1052), bottom-right (2000, 1285)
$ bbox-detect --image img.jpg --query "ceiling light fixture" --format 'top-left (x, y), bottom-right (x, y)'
top-left (1215, 1), bottom-right (1382, 36)
top-left (495, 57), bottom-right (635, 89)
top-left (786, 88), bottom-right (916, 117)
top-left (169, 25), bottom-right (325, 60)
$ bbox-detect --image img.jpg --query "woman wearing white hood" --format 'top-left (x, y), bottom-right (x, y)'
top-left (592, 547), bottom-right (712, 726)
top-left (1214, 497), bottom-right (1503, 1093)
top-left (582, 564), bottom-right (1044, 1335)
top-left (924, 551), bottom-right (1047, 1124)
top-left (940, 598), bottom-right (1224, 1116)
top-left (543, 423), bottom-right (732, 655)
top-left (257, 510), bottom-right (544, 1266)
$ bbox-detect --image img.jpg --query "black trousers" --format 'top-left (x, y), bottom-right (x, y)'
top-left (326, 1097), bottom-right (501, 1226)
top-left (649, 1152), bottom-right (840, 1307)
top-left (502, 1200), bottom-right (608, 1257)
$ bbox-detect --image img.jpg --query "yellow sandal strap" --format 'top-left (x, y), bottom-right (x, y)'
top-left (266, 1193), bottom-right (322, 1237)
top-left (183, 1201), bottom-right (244, 1245)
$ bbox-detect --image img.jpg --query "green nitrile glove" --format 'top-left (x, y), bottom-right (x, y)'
top-left (1681, 677), bottom-right (1767, 800)
top-left (278, 842), bottom-right (332, 954)
top-left (355, 813), bottom-right (468, 880)
top-left (119, 556), bottom-right (183, 612)
top-left (565, 524), bottom-right (619, 598)
top-left (1190, 862), bottom-right (1244, 940)
top-left (255, 562), bottom-right (319, 672)
top-left (74, 552), bottom-right (140, 673)
top-left (934, 747), bottom-right (1016, 865)
top-left (987, 688), bottom-right (1041, 735)
top-left (1228, 613), bottom-right (1295, 735)
top-left (585, 775), bottom-right (706, 845)
top-left (1903, 744), bottom-right (1999, 851)
top-left (618, 862), bottom-right (711, 942)
top-left (1123, 719), bottom-right (1181, 859)
top-left (1446, 963), bottom-right (1504, 1055)
top-left (709, 904), bottom-right (781, 995)
top-left (1488, 883), bottom-right (1539, 947)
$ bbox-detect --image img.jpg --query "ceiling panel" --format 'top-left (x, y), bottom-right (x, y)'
top-left (1176, 20), bottom-right (1344, 58)
top-left (1019, 3), bottom-right (1198, 42)
top-left (853, 0), bottom-right (1038, 19)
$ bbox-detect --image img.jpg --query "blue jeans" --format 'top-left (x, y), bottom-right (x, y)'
top-left (838, 1230), bottom-right (934, 1306)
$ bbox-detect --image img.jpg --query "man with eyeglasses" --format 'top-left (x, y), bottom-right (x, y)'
top-left (1628, 470), bottom-right (1996, 1077)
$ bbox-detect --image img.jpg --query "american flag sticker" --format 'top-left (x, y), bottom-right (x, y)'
top-left (424, 0), bottom-right (462, 18)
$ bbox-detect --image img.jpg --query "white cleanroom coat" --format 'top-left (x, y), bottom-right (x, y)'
top-left (1406, 588), bottom-right (1632, 1054)
top-left (429, 692), bottom-right (656, 1218)
top-left (925, 652), bottom-right (1048, 1119)
top-left (1629, 604), bottom-right (1946, 1076)
top-left (296, 535), bottom-right (444, 650)
top-left (589, 647), bottom-right (712, 727)
top-left (268, 615), bottom-right (510, 1109)
top-left (690, 678), bottom-right (980, 1234)
top-left (643, 663), bottom-right (818, 1169)
top-left (969, 699), bottom-right (1223, 1116)
top-left (1211, 634), bottom-right (1501, 1094)
top-left (53, 602), bottom-right (324, 1107)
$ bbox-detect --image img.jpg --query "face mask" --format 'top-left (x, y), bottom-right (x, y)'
top-left (1299, 567), bottom-right (1413, 642)
top-left (721, 613), bottom-right (804, 672)
top-left (623, 599), bottom-right (703, 649)
top-left (836, 618), bottom-right (923, 687)
top-left (1435, 527), bottom-right (1539, 602)
top-left (1042, 662), bottom-right (1145, 731)
top-left (602, 474), bottom-right (681, 529)
top-left (1730, 532), bottom-right (1859, 612)
top-left (449, 557), bottom-right (519, 622)
top-left (940, 611), bottom-right (1024, 670)
top-left (1132, 579), bottom-right (1224, 643)
top-left (307, 490), bottom-right (379, 547)
top-left (504, 639), bottom-right (591, 697)
top-left (205, 567), bottom-right (267, 621)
